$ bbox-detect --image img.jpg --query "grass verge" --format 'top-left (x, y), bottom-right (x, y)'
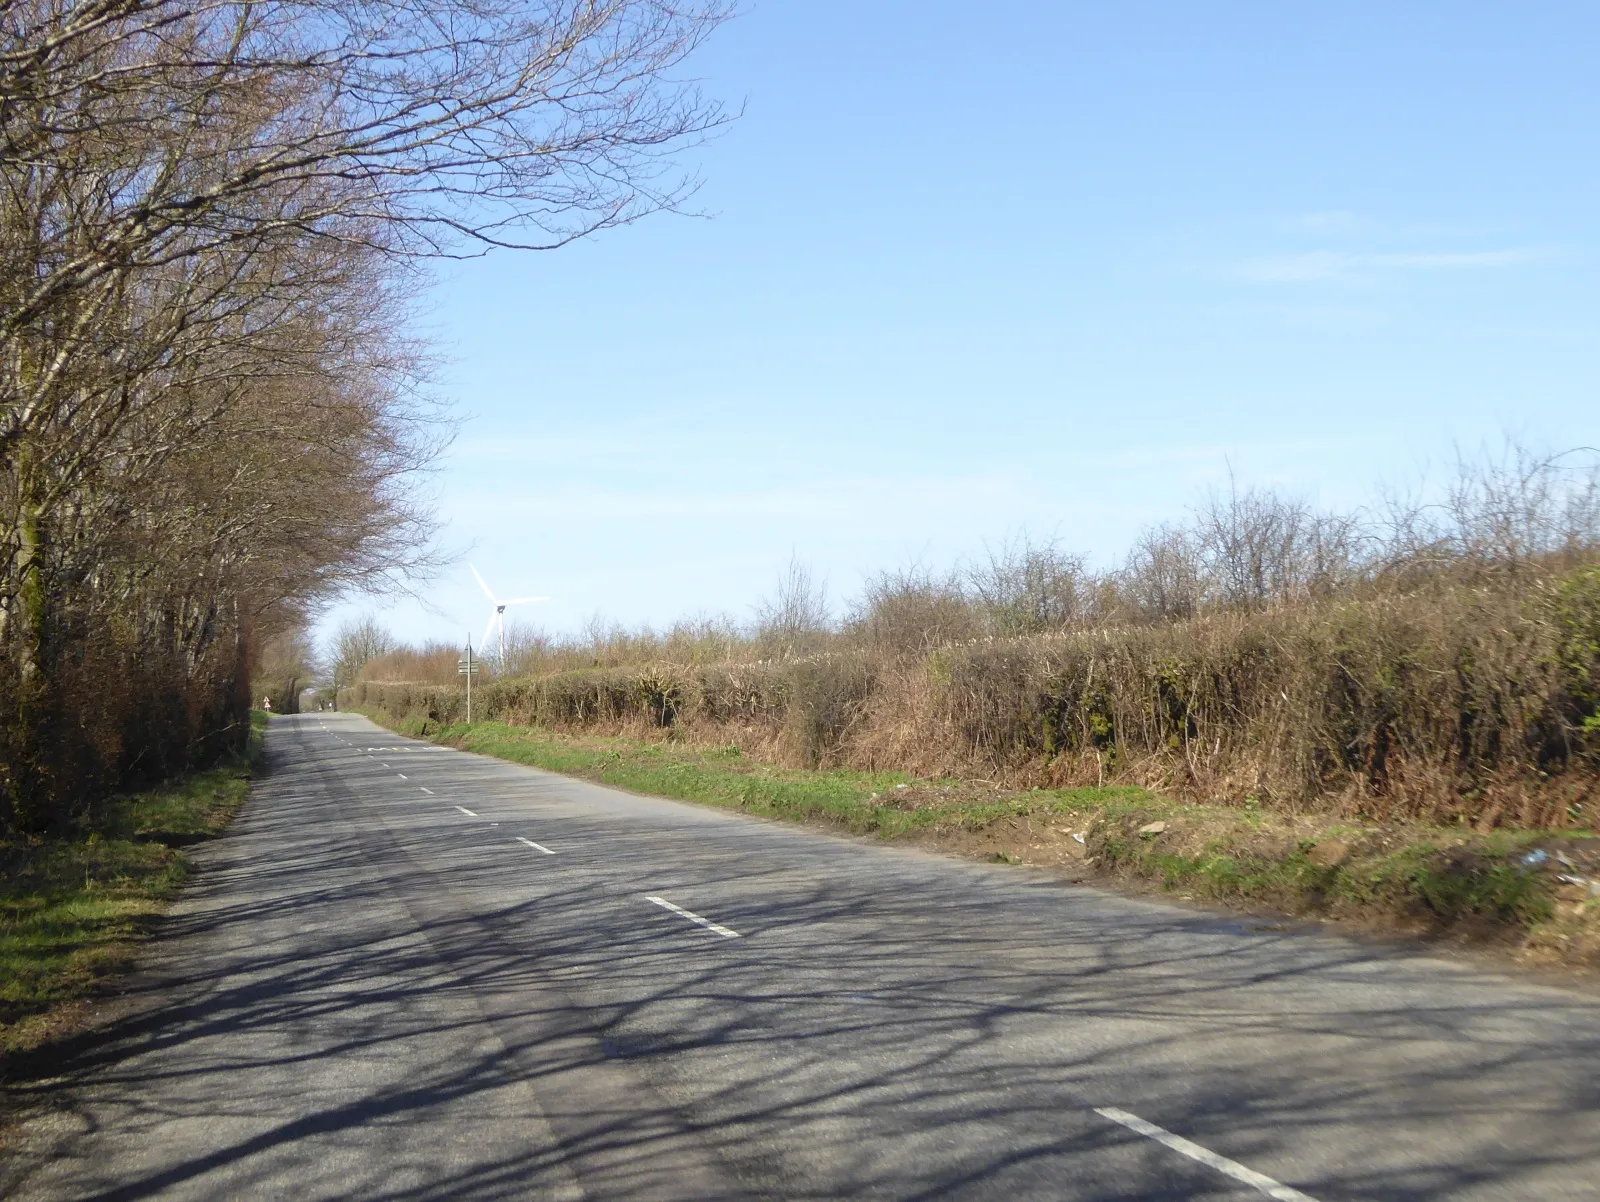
top-left (368, 711), bottom-right (1600, 967)
top-left (0, 712), bottom-right (266, 1061)
top-left (430, 718), bottom-right (1151, 837)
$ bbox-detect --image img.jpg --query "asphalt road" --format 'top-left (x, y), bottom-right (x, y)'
top-left (8, 713), bottom-right (1600, 1200)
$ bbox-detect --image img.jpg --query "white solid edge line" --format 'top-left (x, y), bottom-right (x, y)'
top-left (455, 805), bottom-right (477, 816)
top-left (515, 836), bottom-right (555, 855)
top-left (645, 895), bottom-right (739, 938)
top-left (419, 787), bottom-right (434, 795)
top-left (1093, 1108), bottom-right (1319, 1202)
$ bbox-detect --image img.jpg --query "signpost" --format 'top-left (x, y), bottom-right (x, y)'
top-left (458, 639), bottom-right (481, 723)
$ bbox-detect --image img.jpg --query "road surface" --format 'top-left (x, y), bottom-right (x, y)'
top-left (7, 712), bottom-right (1600, 1199)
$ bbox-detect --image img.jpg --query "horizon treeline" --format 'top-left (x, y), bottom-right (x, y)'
top-left (353, 442), bottom-right (1600, 679)
top-left (347, 444), bottom-right (1600, 829)
top-left (0, 0), bottom-right (731, 832)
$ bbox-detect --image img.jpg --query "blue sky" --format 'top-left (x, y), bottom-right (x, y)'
top-left (325, 1), bottom-right (1600, 647)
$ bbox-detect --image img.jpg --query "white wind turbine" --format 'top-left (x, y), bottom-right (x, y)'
top-left (470, 564), bottom-right (549, 667)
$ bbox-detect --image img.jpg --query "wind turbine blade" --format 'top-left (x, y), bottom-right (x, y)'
top-left (501, 596), bottom-right (550, 606)
top-left (482, 613), bottom-right (497, 648)
top-left (469, 564), bottom-right (498, 603)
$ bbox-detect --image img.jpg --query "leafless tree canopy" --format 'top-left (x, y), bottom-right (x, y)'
top-left (0, 0), bottom-right (732, 828)
top-left (329, 615), bottom-right (397, 691)
top-left (754, 556), bottom-right (831, 659)
top-left (1184, 477), bottom-right (1367, 611)
top-left (967, 534), bottom-right (1087, 635)
top-left (850, 563), bottom-right (976, 656)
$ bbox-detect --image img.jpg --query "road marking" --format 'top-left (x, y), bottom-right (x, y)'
top-left (396, 773), bottom-right (408, 780)
top-left (419, 787), bottom-right (434, 795)
top-left (455, 806), bottom-right (477, 816)
top-left (1093, 1108), bottom-right (1319, 1202)
top-left (515, 836), bottom-right (555, 855)
top-left (644, 895), bottom-right (739, 938)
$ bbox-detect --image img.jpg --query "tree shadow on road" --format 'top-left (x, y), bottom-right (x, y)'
top-left (8, 714), bottom-right (1600, 1200)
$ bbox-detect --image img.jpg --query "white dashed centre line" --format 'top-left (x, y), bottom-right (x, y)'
top-left (454, 805), bottom-right (477, 816)
top-left (1093, 1108), bottom-right (1319, 1202)
top-left (419, 787), bottom-right (434, 795)
top-left (515, 836), bottom-right (555, 855)
top-left (396, 773), bottom-right (408, 780)
top-left (645, 895), bottom-right (739, 938)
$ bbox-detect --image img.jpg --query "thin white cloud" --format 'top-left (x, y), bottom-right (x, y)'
top-left (1238, 247), bottom-right (1542, 283)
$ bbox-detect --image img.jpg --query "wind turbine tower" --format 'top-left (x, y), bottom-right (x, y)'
top-left (470, 565), bottom-right (550, 667)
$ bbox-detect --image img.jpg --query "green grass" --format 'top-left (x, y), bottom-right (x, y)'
top-left (0, 713), bottom-right (265, 1055)
top-left (432, 720), bottom-right (1151, 837)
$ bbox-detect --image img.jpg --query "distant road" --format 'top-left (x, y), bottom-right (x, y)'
top-left (10, 713), bottom-right (1600, 1199)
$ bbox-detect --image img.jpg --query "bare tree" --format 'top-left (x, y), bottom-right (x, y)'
top-left (850, 562), bottom-right (976, 655)
top-left (1191, 478), bottom-right (1306, 609)
top-left (967, 534), bottom-right (1086, 635)
top-left (499, 621), bottom-right (555, 678)
top-left (1120, 524), bottom-right (1202, 621)
top-left (1188, 476), bottom-right (1366, 610)
top-left (4, 0), bottom-right (732, 635)
top-left (1374, 440), bottom-right (1600, 585)
top-left (330, 617), bottom-right (397, 693)
top-left (0, 0), bottom-right (734, 827)
top-left (1443, 442), bottom-right (1600, 575)
top-left (755, 556), bottom-right (831, 658)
